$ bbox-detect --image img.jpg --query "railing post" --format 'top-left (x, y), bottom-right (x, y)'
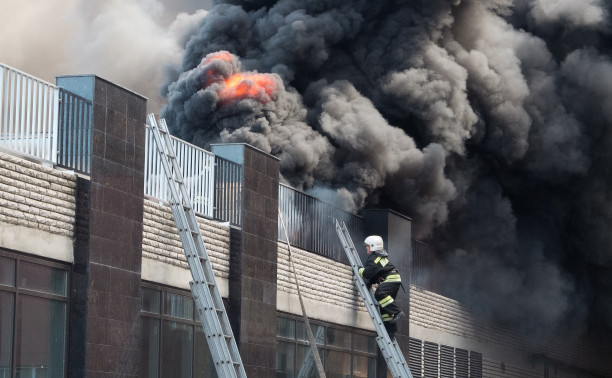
top-left (51, 86), bottom-right (59, 164)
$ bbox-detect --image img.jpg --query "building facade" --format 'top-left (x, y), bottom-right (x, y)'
top-left (0, 65), bottom-right (610, 378)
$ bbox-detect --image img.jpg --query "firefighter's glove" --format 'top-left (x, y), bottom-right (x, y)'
top-left (358, 267), bottom-right (365, 277)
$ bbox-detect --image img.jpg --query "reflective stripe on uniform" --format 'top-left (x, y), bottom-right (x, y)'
top-left (381, 314), bottom-right (392, 322)
top-left (374, 256), bottom-right (388, 267)
top-left (379, 295), bottom-right (394, 307)
top-left (383, 274), bottom-right (401, 283)
top-left (358, 267), bottom-right (365, 277)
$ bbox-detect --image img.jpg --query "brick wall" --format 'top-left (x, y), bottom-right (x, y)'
top-left (277, 241), bottom-right (365, 312)
top-left (141, 199), bottom-right (230, 278)
top-left (483, 357), bottom-right (541, 378)
top-left (0, 151), bottom-right (76, 262)
top-left (0, 151), bottom-right (76, 237)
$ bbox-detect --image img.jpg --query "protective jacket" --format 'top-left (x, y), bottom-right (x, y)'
top-left (358, 250), bottom-right (401, 287)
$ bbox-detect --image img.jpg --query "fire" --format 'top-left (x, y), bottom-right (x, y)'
top-left (218, 73), bottom-right (277, 103)
top-left (201, 51), bottom-right (278, 103)
top-left (203, 51), bottom-right (233, 64)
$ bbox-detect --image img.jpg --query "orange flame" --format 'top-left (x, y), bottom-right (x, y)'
top-left (203, 51), bottom-right (233, 64)
top-left (218, 73), bottom-right (276, 103)
top-left (201, 51), bottom-right (277, 103)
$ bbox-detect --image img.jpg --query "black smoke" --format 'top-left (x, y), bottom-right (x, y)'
top-left (162, 0), bottom-right (612, 351)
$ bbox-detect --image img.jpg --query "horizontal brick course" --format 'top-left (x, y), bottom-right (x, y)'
top-left (0, 152), bottom-right (76, 238)
top-left (141, 199), bottom-right (230, 277)
top-left (277, 242), bottom-right (367, 313)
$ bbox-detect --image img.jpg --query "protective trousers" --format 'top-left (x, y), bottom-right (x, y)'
top-left (374, 281), bottom-right (402, 335)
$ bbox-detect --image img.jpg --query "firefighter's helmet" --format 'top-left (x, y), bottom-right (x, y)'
top-left (364, 235), bottom-right (384, 251)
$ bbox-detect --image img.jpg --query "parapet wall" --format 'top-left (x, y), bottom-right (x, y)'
top-left (276, 241), bottom-right (372, 329)
top-left (0, 151), bottom-right (76, 261)
top-left (141, 199), bottom-right (231, 287)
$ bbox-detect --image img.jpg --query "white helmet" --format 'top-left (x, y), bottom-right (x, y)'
top-left (364, 235), bottom-right (384, 251)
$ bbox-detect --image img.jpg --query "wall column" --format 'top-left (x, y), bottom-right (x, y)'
top-left (59, 75), bottom-right (147, 378)
top-left (212, 143), bottom-right (280, 378)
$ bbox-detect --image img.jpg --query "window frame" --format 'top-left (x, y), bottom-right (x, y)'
top-left (140, 281), bottom-right (219, 378)
top-left (0, 248), bottom-right (71, 378)
top-left (276, 312), bottom-right (378, 378)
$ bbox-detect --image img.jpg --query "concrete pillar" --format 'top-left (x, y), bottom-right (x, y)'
top-left (361, 209), bottom-right (412, 377)
top-left (212, 143), bottom-right (280, 378)
top-left (59, 75), bottom-right (147, 378)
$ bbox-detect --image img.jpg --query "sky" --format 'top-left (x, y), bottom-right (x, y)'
top-left (0, 0), bottom-right (212, 111)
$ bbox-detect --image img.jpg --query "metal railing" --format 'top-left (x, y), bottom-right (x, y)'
top-left (0, 63), bottom-right (59, 163)
top-left (144, 125), bottom-right (215, 217)
top-left (278, 183), bottom-right (364, 263)
top-left (56, 89), bottom-right (93, 174)
top-left (214, 156), bottom-right (243, 226)
top-left (411, 239), bottom-right (443, 293)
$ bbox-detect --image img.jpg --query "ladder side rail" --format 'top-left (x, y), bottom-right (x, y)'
top-left (149, 117), bottom-right (237, 377)
top-left (335, 220), bottom-right (413, 378)
top-left (147, 114), bottom-right (245, 378)
top-left (158, 119), bottom-right (246, 377)
top-left (166, 198), bottom-right (237, 375)
top-left (153, 119), bottom-right (240, 378)
top-left (340, 223), bottom-right (412, 378)
top-left (295, 326), bottom-right (325, 378)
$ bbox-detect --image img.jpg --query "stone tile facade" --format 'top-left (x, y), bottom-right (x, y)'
top-left (142, 199), bottom-right (230, 274)
top-left (0, 151), bottom-right (76, 261)
top-left (58, 75), bottom-right (147, 378)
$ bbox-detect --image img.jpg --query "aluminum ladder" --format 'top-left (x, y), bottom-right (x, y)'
top-left (146, 114), bottom-right (247, 378)
top-left (335, 220), bottom-right (413, 378)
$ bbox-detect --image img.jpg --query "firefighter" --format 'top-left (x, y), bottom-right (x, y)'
top-left (359, 235), bottom-right (405, 339)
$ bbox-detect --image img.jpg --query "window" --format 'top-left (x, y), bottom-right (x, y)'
top-left (0, 250), bottom-right (69, 378)
top-left (275, 315), bottom-right (377, 378)
top-left (139, 283), bottom-right (218, 378)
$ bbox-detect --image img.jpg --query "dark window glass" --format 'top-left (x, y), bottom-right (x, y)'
top-left (0, 257), bottom-right (15, 287)
top-left (161, 320), bottom-right (193, 378)
top-left (352, 354), bottom-right (376, 378)
top-left (326, 327), bottom-right (351, 349)
top-left (162, 292), bottom-right (193, 320)
top-left (325, 350), bottom-right (351, 378)
top-left (354, 333), bottom-right (376, 354)
top-left (142, 287), bottom-right (160, 314)
top-left (296, 344), bottom-right (324, 378)
top-left (275, 340), bottom-right (295, 378)
top-left (140, 317), bottom-right (160, 378)
top-left (18, 261), bottom-right (67, 296)
top-left (194, 326), bottom-right (218, 378)
top-left (14, 296), bottom-right (66, 377)
top-left (0, 292), bottom-right (14, 376)
top-left (296, 322), bottom-right (324, 345)
top-left (277, 317), bottom-right (295, 339)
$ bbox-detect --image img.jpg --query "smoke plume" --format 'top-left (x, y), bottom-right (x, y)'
top-left (0, 0), bottom-right (209, 111)
top-left (161, 0), bottom-right (612, 349)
